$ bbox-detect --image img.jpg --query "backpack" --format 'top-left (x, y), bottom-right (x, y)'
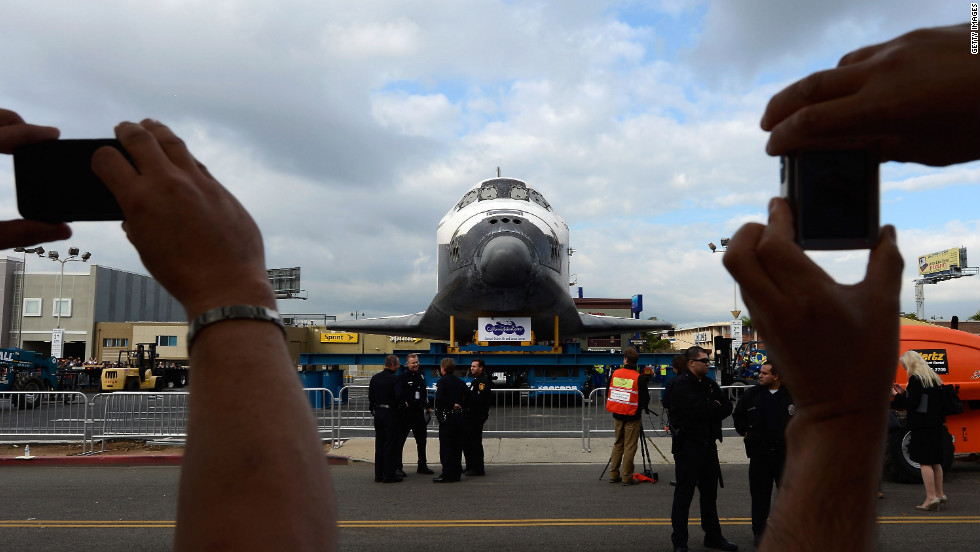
top-left (941, 384), bottom-right (964, 416)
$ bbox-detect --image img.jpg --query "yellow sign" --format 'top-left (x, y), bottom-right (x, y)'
top-left (918, 248), bottom-right (961, 276)
top-left (320, 332), bottom-right (358, 344)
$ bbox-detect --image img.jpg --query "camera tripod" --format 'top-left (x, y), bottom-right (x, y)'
top-left (599, 421), bottom-right (658, 484)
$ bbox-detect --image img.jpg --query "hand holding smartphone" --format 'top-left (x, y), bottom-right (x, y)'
top-left (13, 139), bottom-right (126, 222)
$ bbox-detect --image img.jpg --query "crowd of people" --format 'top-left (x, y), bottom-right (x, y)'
top-left (0, 21), bottom-right (975, 552)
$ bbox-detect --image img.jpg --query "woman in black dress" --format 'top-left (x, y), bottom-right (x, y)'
top-left (892, 350), bottom-right (946, 511)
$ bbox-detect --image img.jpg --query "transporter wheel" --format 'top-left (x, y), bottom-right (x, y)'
top-left (13, 374), bottom-right (44, 409)
top-left (883, 425), bottom-right (955, 484)
top-left (154, 377), bottom-right (165, 391)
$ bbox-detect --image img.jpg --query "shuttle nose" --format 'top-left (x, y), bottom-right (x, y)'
top-left (480, 236), bottom-right (532, 287)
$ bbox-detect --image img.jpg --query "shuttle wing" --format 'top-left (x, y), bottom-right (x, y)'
top-left (573, 312), bottom-right (672, 336)
top-left (323, 313), bottom-right (435, 340)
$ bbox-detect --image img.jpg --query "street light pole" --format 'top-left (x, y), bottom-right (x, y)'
top-left (45, 248), bottom-right (92, 358)
top-left (12, 246), bottom-right (45, 348)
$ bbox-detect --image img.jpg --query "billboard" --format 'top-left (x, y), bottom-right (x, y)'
top-left (917, 248), bottom-right (963, 277)
top-left (268, 267), bottom-right (301, 296)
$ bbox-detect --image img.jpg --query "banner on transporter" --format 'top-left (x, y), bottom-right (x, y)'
top-left (478, 317), bottom-right (531, 342)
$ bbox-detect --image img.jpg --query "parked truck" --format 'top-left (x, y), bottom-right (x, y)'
top-left (885, 323), bottom-right (980, 482)
top-left (0, 347), bottom-right (59, 409)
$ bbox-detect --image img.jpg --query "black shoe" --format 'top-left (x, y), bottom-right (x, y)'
top-left (463, 469), bottom-right (485, 476)
top-left (433, 476), bottom-right (459, 483)
top-left (673, 546), bottom-right (690, 552)
top-left (382, 476), bottom-right (403, 483)
top-left (704, 536), bottom-right (738, 551)
top-left (417, 466), bottom-right (435, 475)
top-left (394, 469), bottom-right (407, 478)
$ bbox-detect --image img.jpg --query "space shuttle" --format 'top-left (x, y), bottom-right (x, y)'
top-left (323, 177), bottom-right (671, 342)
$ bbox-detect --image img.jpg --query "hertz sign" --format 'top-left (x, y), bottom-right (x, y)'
top-left (914, 349), bottom-right (949, 375)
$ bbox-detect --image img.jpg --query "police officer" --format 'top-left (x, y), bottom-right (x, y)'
top-left (395, 353), bottom-right (434, 475)
top-left (463, 358), bottom-right (492, 476)
top-left (368, 354), bottom-right (402, 483)
top-left (433, 358), bottom-right (468, 483)
top-left (732, 362), bottom-right (794, 546)
top-left (668, 346), bottom-right (737, 552)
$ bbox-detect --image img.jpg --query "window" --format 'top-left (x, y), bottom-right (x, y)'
top-left (53, 298), bottom-right (72, 317)
top-left (23, 298), bottom-right (41, 317)
top-left (102, 338), bottom-right (130, 347)
top-left (156, 335), bottom-right (177, 347)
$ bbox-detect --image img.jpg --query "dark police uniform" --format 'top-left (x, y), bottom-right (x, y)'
top-left (395, 367), bottom-right (432, 473)
top-left (733, 383), bottom-right (794, 541)
top-left (463, 371), bottom-right (493, 475)
top-left (434, 371), bottom-right (468, 481)
top-left (368, 368), bottom-right (401, 482)
top-left (667, 370), bottom-right (734, 550)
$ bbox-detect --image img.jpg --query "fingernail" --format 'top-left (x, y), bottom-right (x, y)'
top-left (768, 197), bottom-right (778, 214)
top-left (883, 225), bottom-right (896, 241)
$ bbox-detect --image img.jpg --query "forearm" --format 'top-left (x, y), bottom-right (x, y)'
top-left (175, 321), bottom-right (337, 551)
top-left (762, 411), bottom-right (887, 552)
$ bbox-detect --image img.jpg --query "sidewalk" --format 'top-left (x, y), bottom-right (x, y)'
top-left (1, 437), bottom-right (750, 467)
top-left (329, 436), bottom-right (750, 465)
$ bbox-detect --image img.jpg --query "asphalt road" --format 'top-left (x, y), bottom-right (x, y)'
top-left (1, 460), bottom-right (977, 551)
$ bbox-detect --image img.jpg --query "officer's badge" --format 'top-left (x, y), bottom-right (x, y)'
top-left (479, 383), bottom-right (486, 391)
top-left (787, 404), bottom-right (796, 416)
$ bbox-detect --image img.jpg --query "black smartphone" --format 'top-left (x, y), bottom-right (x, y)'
top-left (13, 139), bottom-right (126, 222)
top-left (780, 150), bottom-right (879, 250)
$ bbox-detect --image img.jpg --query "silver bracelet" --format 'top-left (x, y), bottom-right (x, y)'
top-left (187, 305), bottom-right (286, 349)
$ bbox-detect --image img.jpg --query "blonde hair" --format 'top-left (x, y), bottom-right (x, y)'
top-left (899, 350), bottom-right (943, 388)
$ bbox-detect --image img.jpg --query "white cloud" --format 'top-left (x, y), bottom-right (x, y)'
top-left (1, 0), bottom-right (975, 328)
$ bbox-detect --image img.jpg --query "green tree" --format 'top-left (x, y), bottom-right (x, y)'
top-left (970, 310), bottom-right (980, 321)
top-left (904, 312), bottom-right (923, 321)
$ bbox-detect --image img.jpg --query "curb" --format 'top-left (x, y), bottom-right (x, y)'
top-left (0, 454), bottom-right (355, 467)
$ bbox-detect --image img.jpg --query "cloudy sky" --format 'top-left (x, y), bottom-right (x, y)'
top-left (2, 0), bottom-right (977, 328)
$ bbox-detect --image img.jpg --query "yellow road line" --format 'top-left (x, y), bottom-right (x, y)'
top-left (2, 516), bottom-right (976, 529)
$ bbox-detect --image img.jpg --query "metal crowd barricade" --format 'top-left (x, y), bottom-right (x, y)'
top-left (336, 384), bottom-right (588, 450)
top-left (301, 387), bottom-right (339, 446)
top-left (484, 388), bottom-right (587, 451)
top-left (91, 392), bottom-right (190, 452)
top-left (585, 384), bottom-right (745, 452)
top-left (0, 391), bottom-right (88, 441)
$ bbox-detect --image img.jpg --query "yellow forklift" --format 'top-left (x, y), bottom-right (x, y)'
top-left (101, 343), bottom-right (164, 391)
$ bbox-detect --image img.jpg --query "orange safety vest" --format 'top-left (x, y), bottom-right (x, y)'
top-left (605, 367), bottom-right (640, 416)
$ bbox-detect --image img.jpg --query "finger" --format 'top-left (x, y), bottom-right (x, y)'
top-left (0, 108), bottom-right (26, 126)
top-left (723, 222), bottom-right (773, 300)
top-left (837, 41), bottom-right (885, 67)
top-left (0, 220), bottom-right (71, 250)
top-left (139, 119), bottom-right (201, 174)
top-left (92, 143), bottom-right (142, 209)
top-left (754, 199), bottom-right (834, 294)
top-left (110, 120), bottom-right (174, 176)
top-left (761, 64), bottom-right (867, 132)
top-left (0, 112), bottom-right (60, 154)
top-left (861, 225), bottom-right (904, 299)
top-left (765, 92), bottom-right (889, 156)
